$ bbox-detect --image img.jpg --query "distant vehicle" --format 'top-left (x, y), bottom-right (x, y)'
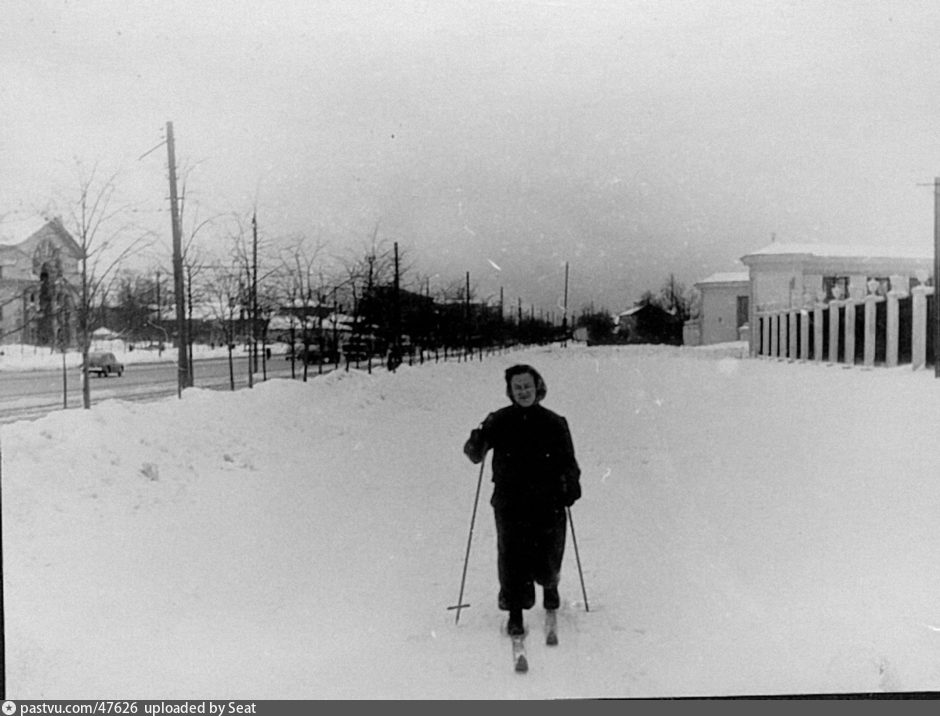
top-left (87, 351), bottom-right (124, 377)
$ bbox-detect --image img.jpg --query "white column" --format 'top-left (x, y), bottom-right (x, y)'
top-left (776, 312), bottom-right (785, 359)
top-left (886, 291), bottom-right (904, 367)
top-left (912, 286), bottom-right (933, 370)
top-left (788, 310), bottom-right (798, 360)
top-left (844, 300), bottom-right (857, 366)
top-left (772, 312), bottom-right (778, 358)
top-left (800, 310), bottom-right (810, 361)
top-left (828, 301), bottom-right (841, 364)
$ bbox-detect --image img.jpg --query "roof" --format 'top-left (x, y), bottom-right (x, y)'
top-left (0, 216), bottom-right (51, 247)
top-left (617, 303), bottom-right (677, 318)
top-left (696, 271), bottom-right (749, 285)
top-left (0, 216), bottom-right (83, 261)
top-left (742, 242), bottom-right (931, 262)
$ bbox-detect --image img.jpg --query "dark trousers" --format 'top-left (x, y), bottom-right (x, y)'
top-left (494, 505), bottom-right (566, 611)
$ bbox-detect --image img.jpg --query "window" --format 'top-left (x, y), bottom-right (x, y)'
top-left (866, 277), bottom-right (890, 296)
top-left (736, 296), bottom-right (749, 328)
top-left (822, 276), bottom-right (849, 301)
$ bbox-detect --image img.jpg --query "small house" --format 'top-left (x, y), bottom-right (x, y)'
top-left (0, 216), bottom-right (83, 347)
top-left (690, 271), bottom-right (750, 346)
top-left (616, 304), bottom-right (683, 345)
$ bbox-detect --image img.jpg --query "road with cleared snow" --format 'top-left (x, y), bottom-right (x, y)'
top-left (0, 354), bottom-right (338, 424)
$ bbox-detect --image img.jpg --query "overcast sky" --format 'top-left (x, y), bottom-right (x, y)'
top-left (3, 0), bottom-right (940, 314)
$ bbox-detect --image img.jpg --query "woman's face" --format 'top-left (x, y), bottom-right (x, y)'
top-left (510, 373), bottom-right (537, 408)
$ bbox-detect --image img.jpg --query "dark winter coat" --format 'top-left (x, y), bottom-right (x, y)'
top-left (464, 403), bottom-right (581, 511)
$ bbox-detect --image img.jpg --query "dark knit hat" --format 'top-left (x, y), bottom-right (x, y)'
top-left (504, 364), bottom-right (547, 404)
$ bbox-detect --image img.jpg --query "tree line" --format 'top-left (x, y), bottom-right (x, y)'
top-left (23, 164), bottom-right (570, 380)
top-left (15, 157), bottom-right (698, 405)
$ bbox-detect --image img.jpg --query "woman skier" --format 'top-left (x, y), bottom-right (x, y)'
top-left (463, 363), bottom-right (581, 637)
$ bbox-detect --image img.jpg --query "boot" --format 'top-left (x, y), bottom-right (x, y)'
top-left (507, 609), bottom-right (524, 636)
top-left (543, 586), bottom-right (560, 610)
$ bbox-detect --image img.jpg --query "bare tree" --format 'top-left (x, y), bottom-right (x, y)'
top-left (177, 178), bottom-right (218, 372)
top-left (278, 235), bottom-right (327, 381)
top-left (658, 273), bottom-right (693, 322)
top-left (229, 211), bottom-right (281, 385)
top-left (182, 242), bottom-right (210, 372)
top-left (337, 230), bottom-right (417, 358)
top-left (55, 160), bottom-right (154, 408)
top-left (203, 255), bottom-right (244, 390)
top-left (112, 268), bottom-right (159, 340)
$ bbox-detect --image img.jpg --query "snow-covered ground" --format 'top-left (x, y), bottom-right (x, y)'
top-left (3, 341), bottom-right (940, 699)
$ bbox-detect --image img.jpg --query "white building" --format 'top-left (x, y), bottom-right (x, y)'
top-left (688, 271), bottom-right (750, 346)
top-left (0, 216), bottom-right (83, 346)
top-left (739, 242), bottom-right (933, 364)
top-left (739, 242), bottom-right (931, 315)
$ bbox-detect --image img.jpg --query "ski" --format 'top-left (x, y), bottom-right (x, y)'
top-left (511, 633), bottom-right (528, 673)
top-left (545, 609), bottom-right (558, 646)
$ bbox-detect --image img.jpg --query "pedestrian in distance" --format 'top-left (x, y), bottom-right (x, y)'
top-left (463, 363), bottom-right (581, 637)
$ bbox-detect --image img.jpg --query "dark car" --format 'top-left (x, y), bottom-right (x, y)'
top-left (87, 351), bottom-right (124, 377)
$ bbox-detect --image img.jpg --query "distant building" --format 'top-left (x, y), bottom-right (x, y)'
top-left (0, 217), bottom-right (83, 347)
top-left (615, 304), bottom-right (683, 345)
top-left (739, 242), bottom-right (934, 364)
top-left (739, 242), bottom-right (931, 313)
top-left (687, 271), bottom-right (750, 346)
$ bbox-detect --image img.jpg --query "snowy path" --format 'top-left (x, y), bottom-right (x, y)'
top-left (4, 344), bottom-right (940, 698)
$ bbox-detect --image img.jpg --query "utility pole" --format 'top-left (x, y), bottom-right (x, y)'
top-left (332, 287), bottom-right (339, 361)
top-left (425, 277), bottom-right (431, 351)
top-left (249, 212), bottom-right (259, 387)
top-left (166, 121), bottom-right (190, 396)
top-left (186, 264), bottom-right (194, 376)
top-left (499, 286), bottom-right (505, 343)
top-left (934, 178), bottom-right (940, 378)
top-left (465, 271), bottom-right (471, 356)
top-left (393, 242), bottom-right (401, 355)
top-left (563, 261), bottom-right (570, 343)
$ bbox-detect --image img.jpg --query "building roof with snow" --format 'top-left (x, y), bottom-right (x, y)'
top-left (741, 242), bottom-right (931, 262)
top-left (0, 216), bottom-right (52, 247)
top-left (695, 271), bottom-right (750, 286)
top-left (616, 303), bottom-right (679, 321)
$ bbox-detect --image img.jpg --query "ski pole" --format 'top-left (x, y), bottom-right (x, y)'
top-left (566, 506), bottom-right (590, 612)
top-left (448, 454), bottom-right (486, 625)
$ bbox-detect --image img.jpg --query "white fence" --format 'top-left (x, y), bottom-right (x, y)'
top-left (754, 285), bottom-right (936, 370)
